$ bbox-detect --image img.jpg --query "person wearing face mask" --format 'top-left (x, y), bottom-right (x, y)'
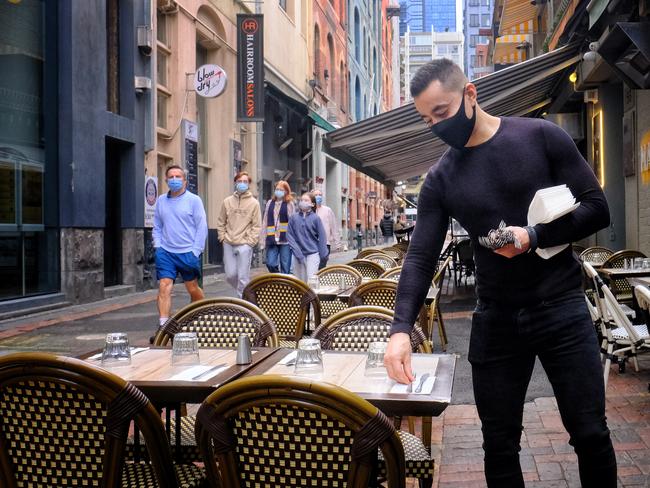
top-left (259, 180), bottom-right (295, 274)
top-left (379, 211), bottom-right (395, 245)
top-left (311, 189), bottom-right (341, 269)
top-left (383, 59), bottom-right (615, 488)
top-left (287, 193), bottom-right (329, 283)
top-left (152, 165), bottom-right (208, 331)
top-left (216, 171), bottom-right (261, 297)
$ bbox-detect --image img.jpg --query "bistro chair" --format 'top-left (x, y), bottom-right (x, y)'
top-left (365, 252), bottom-right (398, 271)
top-left (380, 265), bottom-right (403, 281)
top-left (194, 375), bottom-right (406, 488)
top-left (153, 297), bottom-right (278, 348)
top-left (316, 265), bottom-right (363, 319)
top-left (382, 247), bottom-right (405, 262)
top-left (146, 297), bottom-right (278, 464)
top-left (601, 283), bottom-right (650, 380)
top-left (349, 279), bottom-right (399, 309)
top-left (312, 306), bottom-right (435, 486)
top-left (579, 246), bottom-right (613, 265)
top-left (453, 239), bottom-right (475, 288)
top-left (346, 259), bottom-right (386, 280)
top-left (428, 256), bottom-right (452, 351)
top-left (0, 352), bottom-right (206, 488)
top-left (243, 273), bottom-right (321, 348)
top-left (356, 248), bottom-right (384, 260)
top-left (394, 241), bottom-right (409, 252)
top-left (572, 243), bottom-right (586, 256)
top-left (601, 250), bottom-right (647, 303)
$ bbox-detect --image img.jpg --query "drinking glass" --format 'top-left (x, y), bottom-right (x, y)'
top-left (294, 338), bottom-right (324, 376)
top-left (101, 332), bottom-right (131, 366)
top-left (339, 276), bottom-right (347, 292)
top-left (365, 341), bottom-right (388, 377)
top-left (634, 257), bottom-right (644, 270)
top-left (643, 259), bottom-right (650, 270)
top-left (171, 332), bottom-right (200, 366)
top-left (307, 275), bottom-right (320, 291)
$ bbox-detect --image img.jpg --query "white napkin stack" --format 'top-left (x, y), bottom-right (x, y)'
top-left (527, 185), bottom-right (580, 259)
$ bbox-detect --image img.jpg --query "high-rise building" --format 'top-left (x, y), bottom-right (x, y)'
top-left (400, 29), bottom-right (464, 102)
top-left (399, 0), bottom-right (462, 35)
top-left (463, 0), bottom-right (494, 79)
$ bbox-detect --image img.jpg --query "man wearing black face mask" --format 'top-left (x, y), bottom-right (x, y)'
top-left (383, 59), bottom-right (616, 487)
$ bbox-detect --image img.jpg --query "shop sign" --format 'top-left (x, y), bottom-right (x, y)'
top-left (194, 64), bottom-right (227, 98)
top-left (237, 14), bottom-right (264, 121)
top-left (144, 176), bottom-right (157, 228)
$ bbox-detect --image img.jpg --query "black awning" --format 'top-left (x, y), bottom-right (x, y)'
top-left (325, 42), bottom-right (582, 183)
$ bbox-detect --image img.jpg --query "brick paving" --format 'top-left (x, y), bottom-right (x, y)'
top-left (415, 356), bottom-right (650, 488)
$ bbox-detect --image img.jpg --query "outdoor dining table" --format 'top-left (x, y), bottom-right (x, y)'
top-left (83, 346), bottom-right (277, 460)
top-left (627, 276), bottom-right (650, 288)
top-left (598, 267), bottom-right (650, 280)
top-left (243, 349), bottom-right (456, 417)
top-left (316, 284), bottom-right (439, 306)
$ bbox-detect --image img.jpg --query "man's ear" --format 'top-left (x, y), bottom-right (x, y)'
top-left (465, 82), bottom-right (478, 106)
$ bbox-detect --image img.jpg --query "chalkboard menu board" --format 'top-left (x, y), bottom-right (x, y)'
top-left (182, 120), bottom-right (199, 194)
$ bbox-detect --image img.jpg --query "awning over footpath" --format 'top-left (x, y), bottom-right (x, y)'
top-left (324, 42), bottom-right (581, 183)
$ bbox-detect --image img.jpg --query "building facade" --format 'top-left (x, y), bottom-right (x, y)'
top-left (400, 29), bottom-right (464, 102)
top-left (463, 0), bottom-right (492, 79)
top-left (399, 0), bottom-right (462, 35)
top-left (1, 0), bottom-right (154, 314)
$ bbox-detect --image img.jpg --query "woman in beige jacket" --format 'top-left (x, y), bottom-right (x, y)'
top-left (216, 171), bottom-right (261, 297)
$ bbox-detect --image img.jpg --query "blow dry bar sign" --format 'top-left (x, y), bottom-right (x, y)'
top-left (237, 14), bottom-right (264, 122)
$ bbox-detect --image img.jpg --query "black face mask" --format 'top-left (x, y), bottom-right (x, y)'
top-left (430, 91), bottom-right (477, 149)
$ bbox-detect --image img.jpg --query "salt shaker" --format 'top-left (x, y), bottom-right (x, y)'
top-left (236, 334), bottom-right (252, 365)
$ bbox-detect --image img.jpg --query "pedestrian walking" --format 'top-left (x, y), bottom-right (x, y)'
top-left (383, 59), bottom-right (616, 488)
top-left (312, 189), bottom-right (341, 269)
top-left (260, 180), bottom-right (295, 274)
top-left (379, 211), bottom-right (395, 245)
top-left (287, 192), bottom-right (328, 283)
top-left (216, 171), bottom-right (261, 298)
top-left (153, 165), bottom-right (207, 330)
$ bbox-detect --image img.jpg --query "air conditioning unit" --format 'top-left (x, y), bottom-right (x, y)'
top-left (327, 102), bottom-right (339, 123)
top-left (584, 89), bottom-right (598, 104)
top-left (135, 76), bottom-right (152, 92)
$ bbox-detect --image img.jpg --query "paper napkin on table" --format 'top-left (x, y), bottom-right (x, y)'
top-left (278, 351), bottom-right (298, 365)
top-left (389, 375), bottom-right (436, 395)
top-left (527, 185), bottom-right (580, 259)
top-left (169, 364), bottom-right (227, 381)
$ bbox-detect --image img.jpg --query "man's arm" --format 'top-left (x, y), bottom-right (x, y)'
top-left (192, 197), bottom-right (208, 257)
top-left (152, 198), bottom-right (162, 248)
top-left (247, 202), bottom-right (261, 247)
top-left (533, 121), bottom-right (610, 248)
top-left (385, 170), bottom-right (448, 384)
top-left (216, 200), bottom-right (227, 242)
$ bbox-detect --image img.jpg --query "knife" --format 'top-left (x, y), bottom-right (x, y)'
top-left (414, 373), bottom-right (430, 393)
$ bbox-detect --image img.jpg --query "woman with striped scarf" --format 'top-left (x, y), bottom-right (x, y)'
top-left (260, 180), bottom-right (295, 274)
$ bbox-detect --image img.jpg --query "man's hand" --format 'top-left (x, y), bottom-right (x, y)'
top-left (494, 226), bottom-right (530, 258)
top-left (384, 333), bottom-right (415, 384)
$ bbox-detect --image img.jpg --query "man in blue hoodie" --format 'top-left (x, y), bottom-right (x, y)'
top-left (153, 165), bottom-right (208, 329)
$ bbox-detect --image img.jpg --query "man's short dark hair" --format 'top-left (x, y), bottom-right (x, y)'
top-left (410, 58), bottom-right (468, 98)
top-left (165, 164), bottom-right (184, 177)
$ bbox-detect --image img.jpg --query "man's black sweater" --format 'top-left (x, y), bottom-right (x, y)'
top-left (392, 116), bottom-right (610, 335)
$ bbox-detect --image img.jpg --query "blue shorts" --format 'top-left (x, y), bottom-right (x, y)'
top-left (155, 248), bottom-right (201, 282)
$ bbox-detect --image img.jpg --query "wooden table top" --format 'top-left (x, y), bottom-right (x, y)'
top-left (244, 349), bottom-right (456, 417)
top-left (598, 268), bottom-right (650, 279)
top-left (83, 347), bottom-right (277, 404)
top-left (317, 284), bottom-right (438, 304)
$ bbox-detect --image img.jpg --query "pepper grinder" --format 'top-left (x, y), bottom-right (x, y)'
top-left (236, 334), bottom-right (252, 365)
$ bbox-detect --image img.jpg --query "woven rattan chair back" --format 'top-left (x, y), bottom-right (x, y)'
top-left (394, 241), bottom-right (409, 252)
top-left (346, 259), bottom-right (385, 279)
top-left (356, 248), bottom-right (384, 260)
top-left (154, 297), bottom-right (278, 348)
top-left (316, 265), bottom-right (363, 319)
top-left (349, 279), bottom-right (398, 309)
top-left (243, 273), bottom-right (320, 347)
top-left (434, 256), bottom-right (452, 288)
top-left (0, 353), bottom-right (181, 488)
top-left (381, 248), bottom-right (404, 261)
top-left (579, 246), bottom-right (613, 265)
top-left (195, 375), bottom-right (406, 488)
top-left (313, 306), bottom-right (431, 353)
top-left (602, 250), bottom-right (647, 302)
top-left (572, 244), bottom-right (586, 255)
top-left (380, 266), bottom-right (402, 281)
top-left (364, 253), bottom-right (398, 271)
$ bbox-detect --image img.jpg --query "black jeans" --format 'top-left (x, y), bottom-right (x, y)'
top-left (469, 290), bottom-right (616, 488)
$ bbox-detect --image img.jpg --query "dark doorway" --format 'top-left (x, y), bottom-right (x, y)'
top-left (104, 138), bottom-right (123, 286)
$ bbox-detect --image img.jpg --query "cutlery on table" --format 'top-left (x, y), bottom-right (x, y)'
top-left (407, 373), bottom-right (416, 393)
top-left (414, 373), bottom-right (430, 393)
top-left (192, 363), bottom-right (227, 381)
